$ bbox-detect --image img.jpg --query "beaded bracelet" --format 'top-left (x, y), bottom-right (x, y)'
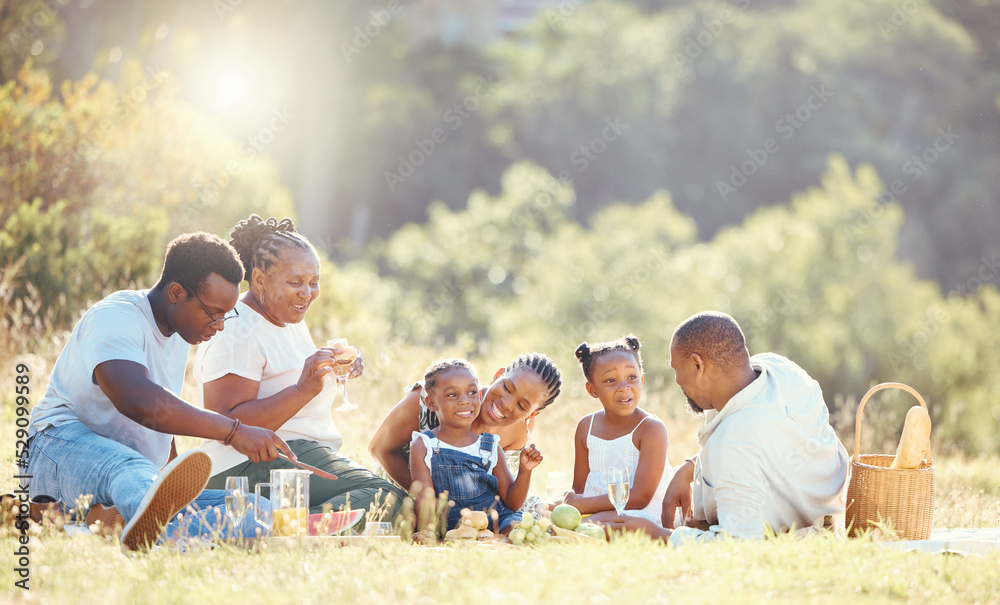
top-left (223, 418), bottom-right (241, 446)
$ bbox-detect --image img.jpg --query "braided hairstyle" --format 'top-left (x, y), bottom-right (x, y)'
top-left (229, 214), bottom-right (316, 283)
top-left (575, 335), bottom-right (643, 382)
top-left (423, 358), bottom-right (480, 396)
top-left (504, 353), bottom-right (562, 410)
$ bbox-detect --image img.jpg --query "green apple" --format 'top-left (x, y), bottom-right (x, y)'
top-left (574, 522), bottom-right (607, 540)
top-left (550, 504), bottom-right (583, 530)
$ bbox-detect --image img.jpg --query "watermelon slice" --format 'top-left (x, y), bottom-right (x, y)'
top-left (307, 509), bottom-right (365, 536)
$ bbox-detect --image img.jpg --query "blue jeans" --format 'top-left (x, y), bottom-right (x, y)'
top-left (26, 421), bottom-right (261, 539)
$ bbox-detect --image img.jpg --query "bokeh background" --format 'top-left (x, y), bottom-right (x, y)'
top-left (2, 0), bottom-right (999, 462)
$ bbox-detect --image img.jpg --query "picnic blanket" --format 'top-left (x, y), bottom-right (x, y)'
top-left (884, 528), bottom-right (1000, 556)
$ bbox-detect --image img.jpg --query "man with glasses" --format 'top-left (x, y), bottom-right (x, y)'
top-left (25, 232), bottom-right (293, 551)
top-left (182, 284), bottom-right (240, 330)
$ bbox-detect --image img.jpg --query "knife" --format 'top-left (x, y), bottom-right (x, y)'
top-left (276, 451), bottom-right (339, 481)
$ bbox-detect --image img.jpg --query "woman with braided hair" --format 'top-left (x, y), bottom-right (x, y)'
top-left (194, 214), bottom-right (404, 523)
top-left (369, 352), bottom-right (562, 512)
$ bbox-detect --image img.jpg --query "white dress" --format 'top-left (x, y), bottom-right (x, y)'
top-left (582, 413), bottom-right (669, 523)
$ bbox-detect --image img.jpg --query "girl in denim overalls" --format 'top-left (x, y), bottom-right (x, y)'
top-left (409, 359), bottom-right (543, 533)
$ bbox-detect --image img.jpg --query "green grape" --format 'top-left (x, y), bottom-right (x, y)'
top-left (510, 528), bottom-right (526, 545)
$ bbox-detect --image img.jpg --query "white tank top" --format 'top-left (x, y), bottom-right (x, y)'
top-left (582, 413), bottom-right (669, 523)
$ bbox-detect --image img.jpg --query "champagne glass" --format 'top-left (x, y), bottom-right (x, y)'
top-left (606, 466), bottom-right (630, 517)
top-left (546, 471), bottom-right (567, 501)
top-left (225, 476), bottom-right (250, 535)
top-left (327, 338), bottom-right (358, 412)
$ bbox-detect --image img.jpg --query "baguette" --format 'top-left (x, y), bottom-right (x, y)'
top-left (889, 405), bottom-right (931, 469)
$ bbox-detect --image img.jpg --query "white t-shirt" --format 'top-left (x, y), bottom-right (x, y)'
top-left (28, 290), bottom-right (183, 467)
top-left (194, 301), bottom-right (343, 474)
top-left (671, 353), bottom-right (849, 545)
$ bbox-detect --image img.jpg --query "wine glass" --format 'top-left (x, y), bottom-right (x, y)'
top-left (327, 338), bottom-right (358, 412)
top-left (546, 471), bottom-right (568, 501)
top-left (225, 476), bottom-right (250, 535)
top-left (606, 466), bottom-right (630, 517)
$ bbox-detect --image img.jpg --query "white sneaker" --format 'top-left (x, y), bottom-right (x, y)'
top-left (120, 450), bottom-right (212, 553)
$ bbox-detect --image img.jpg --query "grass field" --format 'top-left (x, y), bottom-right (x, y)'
top-left (2, 351), bottom-right (999, 604)
top-left (2, 508), bottom-right (999, 604)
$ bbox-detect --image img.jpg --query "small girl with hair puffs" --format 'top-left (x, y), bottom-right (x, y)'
top-left (562, 335), bottom-right (669, 524)
top-left (409, 359), bottom-right (543, 533)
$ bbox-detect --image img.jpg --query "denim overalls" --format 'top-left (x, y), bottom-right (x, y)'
top-left (424, 430), bottom-right (520, 531)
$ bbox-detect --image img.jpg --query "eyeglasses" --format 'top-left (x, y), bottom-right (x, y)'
top-left (182, 285), bottom-right (239, 328)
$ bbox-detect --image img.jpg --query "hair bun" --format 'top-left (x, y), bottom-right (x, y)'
top-left (574, 343), bottom-right (590, 361)
top-left (273, 217), bottom-right (296, 233)
top-left (624, 335), bottom-right (641, 352)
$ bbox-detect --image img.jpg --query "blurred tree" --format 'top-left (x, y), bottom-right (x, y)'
top-left (931, 0), bottom-right (1000, 64)
top-left (370, 161), bottom-right (575, 346)
top-left (0, 0), bottom-right (68, 82)
top-left (368, 156), bottom-right (1000, 453)
top-left (5, 0), bottom-right (996, 294)
top-left (487, 0), bottom-right (999, 292)
top-left (329, 30), bottom-right (508, 254)
top-left (0, 62), bottom-right (294, 330)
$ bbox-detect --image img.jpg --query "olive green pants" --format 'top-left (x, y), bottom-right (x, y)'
top-left (206, 439), bottom-right (404, 525)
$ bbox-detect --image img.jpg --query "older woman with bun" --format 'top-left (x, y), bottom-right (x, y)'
top-left (195, 215), bottom-right (404, 518)
top-left (369, 353), bottom-right (562, 509)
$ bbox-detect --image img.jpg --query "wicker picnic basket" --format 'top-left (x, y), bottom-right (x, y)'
top-left (845, 382), bottom-right (934, 540)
